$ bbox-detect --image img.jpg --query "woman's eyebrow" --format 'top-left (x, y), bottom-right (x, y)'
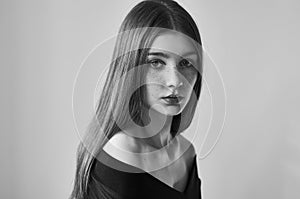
top-left (147, 52), bottom-right (170, 58)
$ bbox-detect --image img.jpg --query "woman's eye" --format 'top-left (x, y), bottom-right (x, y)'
top-left (179, 59), bottom-right (193, 68)
top-left (148, 59), bottom-right (164, 68)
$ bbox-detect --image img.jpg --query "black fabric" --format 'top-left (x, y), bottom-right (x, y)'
top-left (87, 149), bottom-right (202, 199)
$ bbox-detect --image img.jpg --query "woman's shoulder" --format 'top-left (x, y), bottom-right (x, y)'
top-left (104, 131), bottom-right (141, 152)
top-left (177, 134), bottom-right (196, 159)
top-left (102, 131), bottom-right (196, 169)
top-left (101, 131), bottom-right (145, 168)
top-left (103, 131), bottom-right (196, 154)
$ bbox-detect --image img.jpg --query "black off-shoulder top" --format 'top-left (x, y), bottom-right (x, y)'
top-left (87, 149), bottom-right (202, 199)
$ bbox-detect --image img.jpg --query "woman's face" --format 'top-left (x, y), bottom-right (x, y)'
top-left (144, 31), bottom-right (199, 116)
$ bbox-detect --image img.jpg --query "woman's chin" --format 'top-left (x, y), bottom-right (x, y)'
top-left (153, 106), bottom-right (183, 116)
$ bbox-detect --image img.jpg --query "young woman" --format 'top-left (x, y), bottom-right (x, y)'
top-left (70, 0), bottom-right (203, 198)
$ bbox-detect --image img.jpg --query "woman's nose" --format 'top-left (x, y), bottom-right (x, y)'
top-left (164, 67), bottom-right (183, 90)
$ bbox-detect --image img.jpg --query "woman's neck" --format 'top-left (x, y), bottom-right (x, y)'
top-left (139, 107), bottom-right (174, 149)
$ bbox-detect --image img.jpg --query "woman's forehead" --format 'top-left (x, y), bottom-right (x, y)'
top-left (148, 31), bottom-right (198, 58)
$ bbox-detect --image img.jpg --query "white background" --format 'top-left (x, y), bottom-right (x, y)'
top-left (1, 0), bottom-right (300, 198)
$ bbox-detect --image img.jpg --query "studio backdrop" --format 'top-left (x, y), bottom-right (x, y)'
top-left (1, 0), bottom-right (299, 199)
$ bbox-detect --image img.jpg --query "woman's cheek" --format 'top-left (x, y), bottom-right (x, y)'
top-left (146, 71), bottom-right (163, 85)
top-left (182, 70), bottom-right (197, 83)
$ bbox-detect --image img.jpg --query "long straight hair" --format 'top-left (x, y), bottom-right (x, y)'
top-left (70, 0), bottom-right (202, 198)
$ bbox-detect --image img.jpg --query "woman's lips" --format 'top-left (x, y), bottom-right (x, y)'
top-left (161, 96), bottom-right (184, 104)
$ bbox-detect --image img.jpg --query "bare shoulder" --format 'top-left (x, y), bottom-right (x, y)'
top-left (177, 134), bottom-right (196, 162)
top-left (104, 131), bottom-right (141, 153)
top-left (102, 131), bottom-right (143, 166)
